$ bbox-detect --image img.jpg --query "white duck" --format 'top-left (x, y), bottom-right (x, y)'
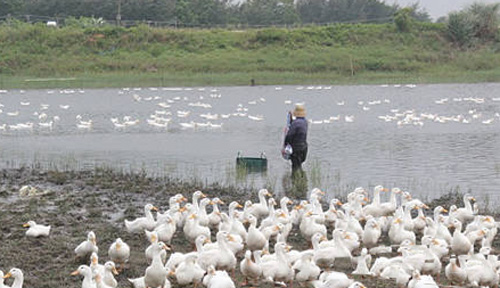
top-left (248, 189), bottom-right (272, 220)
top-left (23, 220), bottom-right (50, 237)
top-left (173, 254), bottom-right (205, 286)
top-left (261, 242), bottom-right (294, 285)
top-left (102, 261), bottom-right (119, 288)
top-left (203, 266), bottom-right (235, 288)
top-left (71, 265), bottom-right (96, 288)
top-left (145, 231), bottom-right (167, 264)
top-left (0, 270), bottom-right (6, 288)
top-left (2, 268), bottom-right (23, 288)
top-left (389, 217), bottom-right (416, 245)
top-left (108, 238), bottom-right (130, 272)
top-left (127, 277), bottom-right (146, 288)
top-left (239, 250), bottom-right (263, 286)
top-left (292, 251), bottom-right (321, 283)
top-left (198, 231), bottom-right (237, 271)
top-left (183, 213), bottom-right (211, 244)
top-left (362, 217), bottom-right (381, 248)
top-left (208, 198), bottom-right (224, 228)
top-left (378, 187), bottom-right (401, 216)
top-left (196, 198), bottom-right (212, 227)
top-left (75, 231), bottom-right (98, 259)
top-left (445, 256), bottom-right (467, 286)
top-left (154, 214), bottom-right (176, 245)
top-left (124, 203), bottom-right (158, 233)
top-left (352, 248), bottom-right (372, 276)
top-left (362, 185), bottom-right (387, 217)
top-left (407, 271), bottom-right (439, 288)
top-left (453, 194), bottom-right (476, 223)
top-left (144, 242), bottom-right (171, 288)
top-left (324, 198), bottom-right (342, 228)
top-left (300, 211), bottom-right (327, 241)
top-left (450, 218), bottom-right (473, 256)
top-left (191, 190), bottom-right (207, 212)
top-left (90, 252), bottom-right (105, 277)
top-left (246, 214), bottom-right (267, 251)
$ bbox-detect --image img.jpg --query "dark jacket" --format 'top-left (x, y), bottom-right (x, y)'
top-left (285, 117), bottom-right (308, 151)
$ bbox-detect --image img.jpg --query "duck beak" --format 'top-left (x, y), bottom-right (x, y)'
top-left (201, 193), bottom-right (207, 198)
top-left (70, 270), bottom-right (79, 276)
top-left (112, 267), bottom-right (119, 275)
top-left (218, 200), bottom-right (225, 205)
top-left (227, 235), bottom-right (235, 242)
top-left (382, 188), bottom-right (389, 192)
top-left (209, 201), bottom-right (214, 205)
top-left (163, 244), bottom-right (171, 251)
top-left (168, 270), bottom-right (176, 276)
top-left (237, 204), bottom-right (243, 208)
top-left (116, 243), bottom-right (121, 250)
top-left (22, 223), bottom-right (30, 227)
top-left (91, 239), bottom-right (97, 246)
top-left (179, 207), bottom-right (187, 212)
top-left (151, 206), bottom-right (159, 211)
top-left (442, 208), bottom-right (448, 213)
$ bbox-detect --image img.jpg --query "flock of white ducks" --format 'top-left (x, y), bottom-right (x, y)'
top-left (1, 84), bottom-right (500, 134)
top-left (2, 186), bottom-right (499, 288)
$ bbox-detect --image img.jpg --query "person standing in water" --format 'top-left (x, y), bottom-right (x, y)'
top-left (284, 104), bottom-right (308, 178)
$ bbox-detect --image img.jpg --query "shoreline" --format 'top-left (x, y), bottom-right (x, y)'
top-left (1, 70), bottom-right (500, 90)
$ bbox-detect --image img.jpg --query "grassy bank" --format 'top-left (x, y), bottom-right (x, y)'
top-left (1, 23), bottom-right (499, 89)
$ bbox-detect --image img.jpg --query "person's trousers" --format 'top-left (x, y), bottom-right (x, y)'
top-left (291, 147), bottom-right (307, 175)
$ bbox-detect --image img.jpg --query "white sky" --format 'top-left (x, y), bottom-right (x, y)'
top-left (390, 0), bottom-right (500, 20)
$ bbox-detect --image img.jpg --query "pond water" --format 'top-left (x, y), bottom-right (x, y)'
top-left (1, 83), bottom-right (500, 203)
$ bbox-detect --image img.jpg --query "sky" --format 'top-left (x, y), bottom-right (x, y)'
top-left (391, 0), bottom-right (500, 20)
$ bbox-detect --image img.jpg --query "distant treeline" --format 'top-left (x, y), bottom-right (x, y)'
top-left (1, 0), bottom-right (431, 27)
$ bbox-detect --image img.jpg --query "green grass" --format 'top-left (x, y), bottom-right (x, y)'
top-left (0, 22), bottom-right (499, 89)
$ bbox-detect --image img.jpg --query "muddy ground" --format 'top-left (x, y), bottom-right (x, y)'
top-left (0, 167), bottom-right (497, 288)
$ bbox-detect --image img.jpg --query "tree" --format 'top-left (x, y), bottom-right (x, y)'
top-left (394, 7), bottom-right (413, 32)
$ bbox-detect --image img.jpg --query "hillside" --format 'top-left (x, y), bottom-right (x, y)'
top-left (0, 23), bottom-right (499, 88)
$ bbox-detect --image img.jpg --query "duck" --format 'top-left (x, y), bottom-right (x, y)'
top-left (102, 261), bottom-right (119, 288)
top-left (127, 277), bottom-right (146, 288)
top-left (196, 198), bottom-right (212, 227)
top-left (202, 266), bottom-right (236, 288)
top-left (74, 231), bottom-right (98, 259)
top-left (108, 238), bottom-right (130, 272)
top-left (2, 268), bottom-right (23, 288)
top-left (378, 187), bottom-right (401, 216)
top-left (198, 231), bottom-right (237, 271)
top-left (173, 254), bottom-right (205, 286)
top-left (324, 198), bottom-right (342, 228)
top-left (352, 248), bottom-right (372, 276)
top-left (248, 189), bottom-right (272, 220)
top-left (90, 252), bottom-right (105, 277)
top-left (165, 234), bottom-right (210, 270)
top-left (389, 217), bottom-right (416, 245)
top-left (154, 214), bottom-right (176, 245)
top-left (450, 218), bottom-right (473, 256)
top-left (239, 250), bottom-right (263, 286)
top-left (0, 270), bottom-right (6, 288)
top-left (362, 217), bottom-right (381, 248)
top-left (313, 271), bottom-right (362, 288)
top-left (299, 211), bottom-right (327, 241)
top-left (145, 231), bottom-right (167, 264)
top-left (407, 271), bottom-right (439, 288)
top-left (71, 265), bottom-right (96, 288)
top-left (362, 185), bottom-right (387, 217)
top-left (144, 242), bottom-right (171, 288)
top-left (94, 273), bottom-right (113, 288)
top-left (191, 190), bottom-right (207, 212)
top-left (23, 220), bottom-right (50, 237)
top-left (208, 198), bottom-right (224, 228)
top-left (124, 203), bottom-right (158, 233)
top-left (292, 251), bottom-right (321, 283)
top-left (245, 214), bottom-right (267, 251)
top-left (445, 256), bottom-right (467, 286)
top-left (453, 194), bottom-right (476, 223)
top-left (261, 242), bottom-right (294, 285)
top-left (183, 213), bottom-right (211, 244)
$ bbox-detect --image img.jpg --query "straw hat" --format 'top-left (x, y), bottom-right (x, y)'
top-left (293, 104), bottom-right (306, 117)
